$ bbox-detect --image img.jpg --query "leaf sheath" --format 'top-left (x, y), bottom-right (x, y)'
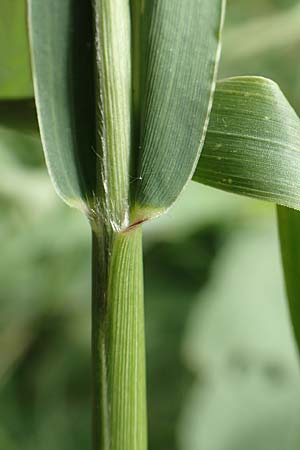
top-left (93, 0), bottom-right (132, 231)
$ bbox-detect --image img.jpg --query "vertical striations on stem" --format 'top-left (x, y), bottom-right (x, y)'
top-left (92, 226), bottom-right (147, 450)
top-left (92, 2), bottom-right (147, 449)
top-left (108, 226), bottom-right (147, 450)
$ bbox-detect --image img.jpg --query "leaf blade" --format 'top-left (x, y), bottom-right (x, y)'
top-left (194, 76), bottom-right (300, 210)
top-left (277, 206), bottom-right (300, 353)
top-left (132, 0), bottom-right (226, 221)
top-left (192, 76), bottom-right (300, 355)
top-left (27, 0), bottom-right (96, 210)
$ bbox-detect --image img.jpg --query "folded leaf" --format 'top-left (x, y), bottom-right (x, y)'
top-left (132, 0), bottom-right (226, 222)
top-left (28, 0), bottom-right (132, 229)
top-left (194, 77), bottom-right (300, 210)
top-left (193, 76), bottom-right (300, 355)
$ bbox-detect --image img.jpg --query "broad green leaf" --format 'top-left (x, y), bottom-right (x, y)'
top-left (193, 77), bottom-right (300, 210)
top-left (192, 76), bottom-right (300, 355)
top-left (28, 0), bottom-right (226, 228)
top-left (277, 206), bottom-right (300, 353)
top-left (28, 0), bottom-right (132, 229)
top-left (132, 0), bottom-right (226, 222)
top-left (27, 1), bottom-right (96, 211)
top-left (0, 0), bottom-right (33, 99)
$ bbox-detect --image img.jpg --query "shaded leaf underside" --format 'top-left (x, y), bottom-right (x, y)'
top-left (28, 0), bottom-right (96, 211)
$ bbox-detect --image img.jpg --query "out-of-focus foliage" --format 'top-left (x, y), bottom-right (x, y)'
top-left (0, 125), bottom-right (260, 449)
top-left (1, 0), bottom-right (300, 450)
top-left (221, 0), bottom-right (300, 115)
top-left (180, 222), bottom-right (300, 450)
top-left (0, 0), bottom-right (33, 98)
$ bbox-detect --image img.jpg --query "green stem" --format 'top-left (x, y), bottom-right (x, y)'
top-left (92, 225), bottom-right (147, 450)
top-left (92, 228), bottom-right (109, 449)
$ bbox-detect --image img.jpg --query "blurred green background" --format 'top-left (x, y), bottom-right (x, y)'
top-left (1, 0), bottom-right (300, 449)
